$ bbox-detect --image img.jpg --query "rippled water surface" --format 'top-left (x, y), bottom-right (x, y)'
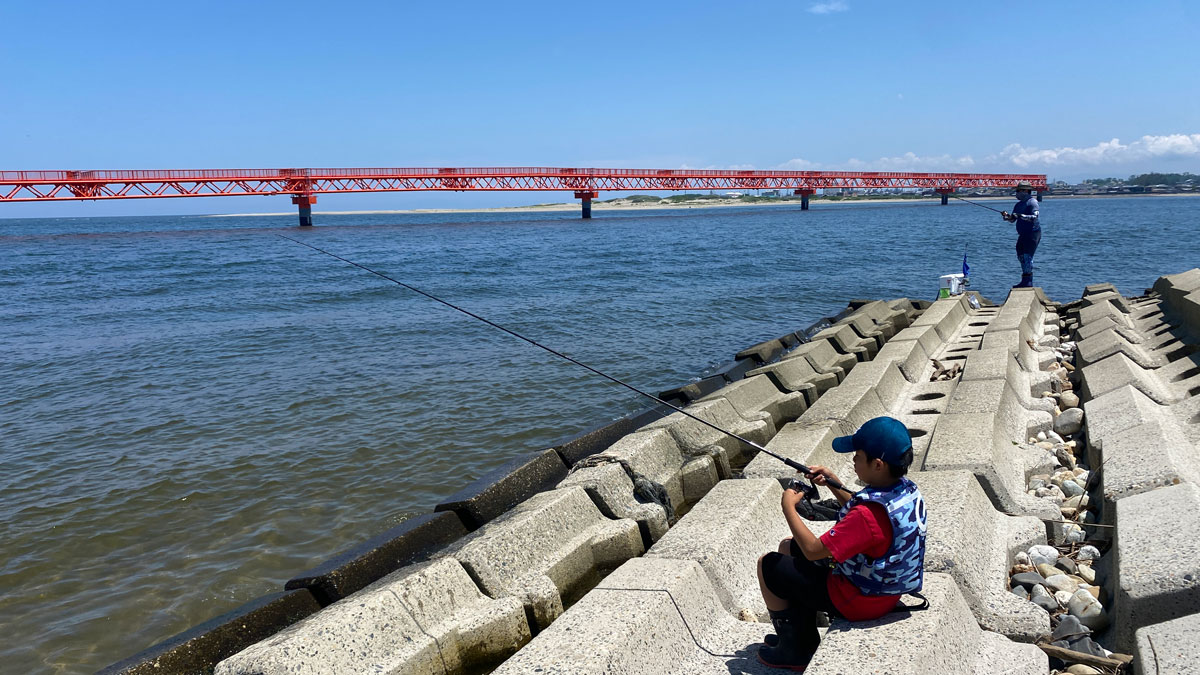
top-left (1, 197), bottom-right (1197, 673)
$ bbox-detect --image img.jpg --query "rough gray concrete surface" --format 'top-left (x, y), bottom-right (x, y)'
top-left (745, 356), bottom-right (838, 406)
top-left (1134, 612), bottom-right (1200, 675)
top-left (447, 486), bottom-right (644, 631)
top-left (642, 397), bottom-right (773, 475)
top-left (559, 427), bottom-right (718, 540)
top-left (490, 557), bottom-right (775, 675)
top-left (698, 373), bottom-right (808, 432)
top-left (1113, 481), bottom-right (1200, 652)
top-left (805, 573), bottom-right (1047, 675)
top-left (645, 477), bottom-right (832, 621)
top-left (215, 557), bottom-right (529, 675)
top-left (915, 470), bottom-right (1049, 642)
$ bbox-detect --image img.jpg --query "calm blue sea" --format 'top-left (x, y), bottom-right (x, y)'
top-left (1, 196), bottom-right (1197, 673)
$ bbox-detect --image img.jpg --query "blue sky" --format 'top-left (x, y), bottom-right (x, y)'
top-left (2, 1), bottom-right (1198, 216)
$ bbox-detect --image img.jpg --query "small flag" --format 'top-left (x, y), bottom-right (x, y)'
top-left (962, 252), bottom-right (970, 277)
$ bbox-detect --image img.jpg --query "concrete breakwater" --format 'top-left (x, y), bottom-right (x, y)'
top-left (99, 270), bottom-right (1200, 675)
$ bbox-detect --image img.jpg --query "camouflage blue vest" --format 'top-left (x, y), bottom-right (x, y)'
top-left (833, 477), bottom-right (927, 596)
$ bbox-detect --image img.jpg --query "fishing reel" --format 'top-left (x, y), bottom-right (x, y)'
top-left (787, 476), bottom-right (820, 501)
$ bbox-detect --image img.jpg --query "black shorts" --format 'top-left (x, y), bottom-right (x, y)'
top-left (761, 540), bottom-right (841, 616)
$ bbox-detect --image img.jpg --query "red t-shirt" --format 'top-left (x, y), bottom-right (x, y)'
top-left (819, 501), bottom-right (901, 620)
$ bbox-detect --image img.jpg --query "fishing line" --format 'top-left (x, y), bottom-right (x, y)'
top-left (594, 587), bottom-right (739, 659)
top-left (950, 194), bottom-right (1006, 214)
top-left (277, 233), bottom-right (850, 493)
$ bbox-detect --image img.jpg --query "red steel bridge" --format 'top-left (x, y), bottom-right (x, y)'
top-left (0, 167), bottom-right (1047, 224)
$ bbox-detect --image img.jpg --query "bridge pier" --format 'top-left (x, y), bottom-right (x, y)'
top-left (292, 194), bottom-right (316, 226)
top-left (1037, 190), bottom-right (1044, 202)
top-left (794, 188), bottom-right (815, 210)
top-left (574, 190), bottom-right (598, 219)
top-left (936, 188), bottom-right (954, 205)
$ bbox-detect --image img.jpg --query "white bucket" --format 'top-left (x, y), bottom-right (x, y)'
top-left (938, 273), bottom-right (967, 298)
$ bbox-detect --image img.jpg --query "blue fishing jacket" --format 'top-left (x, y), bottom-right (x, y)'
top-left (1012, 194), bottom-right (1041, 238)
top-left (833, 477), bottom-right (927, 596)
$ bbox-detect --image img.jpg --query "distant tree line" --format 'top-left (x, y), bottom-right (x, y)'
top-left (1082, 172), bottom-right (1197, 187)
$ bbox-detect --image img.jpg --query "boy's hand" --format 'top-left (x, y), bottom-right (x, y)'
top-left (782, 484), bottom-right (804, 510)
top-left (806, 465), bottom-right (842, 488)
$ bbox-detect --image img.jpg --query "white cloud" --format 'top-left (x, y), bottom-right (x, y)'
top-left (808, 1), bottom-right (848, 14)
top-left (778, 158), bottom-right (820, 170)
top-left (993, 134), bottom-right (1200, 167)
top-left (846, 152), bottom-right (976, 171)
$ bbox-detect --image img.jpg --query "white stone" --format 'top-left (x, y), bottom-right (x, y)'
top-left (1029, 544), bottom-right (1060, 562)
top-left (1055, 590), bottom-right (1075, 607)
top-left (1064, 525), bottom-right (1086, 544)
top-left (1068, 589), bottom-right (1109, 631)
top-left (1077, 545), bottom-right (1100, 562)
top-left (1047, 430), bottom-right (1065, 444)
top-left (1036, 430), bottom-right (1047, 442)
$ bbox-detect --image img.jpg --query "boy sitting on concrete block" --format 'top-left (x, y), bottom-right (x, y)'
top-left (756, 416), bottom-right (927, 671)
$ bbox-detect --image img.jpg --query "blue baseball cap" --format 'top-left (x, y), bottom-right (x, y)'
top-left (832, 416), bottom-right (913, 466)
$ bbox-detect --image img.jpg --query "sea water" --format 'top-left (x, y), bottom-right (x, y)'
top-left (1, 196), bottom-right (1196, 673)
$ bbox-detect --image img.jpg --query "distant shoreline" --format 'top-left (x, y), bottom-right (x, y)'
top-left (204, 192), bottom-right (1200, 218)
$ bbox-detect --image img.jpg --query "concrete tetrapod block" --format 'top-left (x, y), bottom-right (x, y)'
top-left (888, 323), bottom-right (947, 363)
top-left (997, 289), bottom-right (1046, 338)
top-left (491, 556), bottom-right (773, 675)
top-left (1114, 481), bottom-right (1200, 652)
top-left (811, 323), bottom-right (876, 361)
top-left (873, 335), bottom-right (932, 383)
top-left (645, 477), bottom-right (833, 621)
top-left (746, 356), bottom-right (838, 406)
top-left (1075, 313), bottom-right (1146, 344)
top-left (558, 427), bottom-right (718, 543)
top-left (1076, 327), bottom-right (1163, 369)
top-left (838, 312), bottom-right (892, 344)
top-left (805, 573), bottom-right (1047, 675)
top-left (1135, 612), bottom-right (1200, 675)
top-left (698, 373), bottom-right (809, 432)
top-left (909, 295), bottom-right (970, 342)
top-left (856, 299), bottom-right (912, 333)
top-left (781, 338), bottom-right (858, 381)
top-left (215, 558), bottom-right (529, 675)
top-left (642, 397), bottom-right (773, 475)
top-left (961, 347), bottom-right (1052, 415)
top-left (1152, 267), bottom-right (1200, 308)
top-left (285, 511), bottom-right (469, 605)
top-left (1176, 289), bottom-right (1200, 341)
top-left (446, 486), bottom-right (644, 632)
top-left (553, 404), bottom-right (676, 467)
top-left (914, 470), bottom-right (1049, 641)
top-left (434, 447), bottom-right (569, 530)
top-left (837, 359), bottom-right (909, 410)
top-left (1083, 384), bottom-right (1173, 459)
top-left (735, 338), bottom-right (786, 365)
top-left (1096, 417), bottom-right (1200, 508)
top-left (922, 404), bottom-right (1060, 540)
top-left (800, 384), bottom-right (888, 436)
top-left (99, 590), bottom-right (321, 675)
top-left (742, 419), bottom-right (851, 482)
top-left (1080, 351), bottom-right (1174, 405)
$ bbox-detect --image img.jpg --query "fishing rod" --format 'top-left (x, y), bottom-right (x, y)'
top-left (950, 194), bottom-right (1006, 214)
top-left (276, 233), bottom-right (852, 494)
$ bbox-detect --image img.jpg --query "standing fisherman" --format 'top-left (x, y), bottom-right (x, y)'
top-left (1002, 180), bottom-right (1041, 288)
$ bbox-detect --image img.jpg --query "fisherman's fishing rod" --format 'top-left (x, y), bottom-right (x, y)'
top-left (950, 194), bottom-right (1006, 214)
top-left (277, 233), bottom-right (852, 494)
